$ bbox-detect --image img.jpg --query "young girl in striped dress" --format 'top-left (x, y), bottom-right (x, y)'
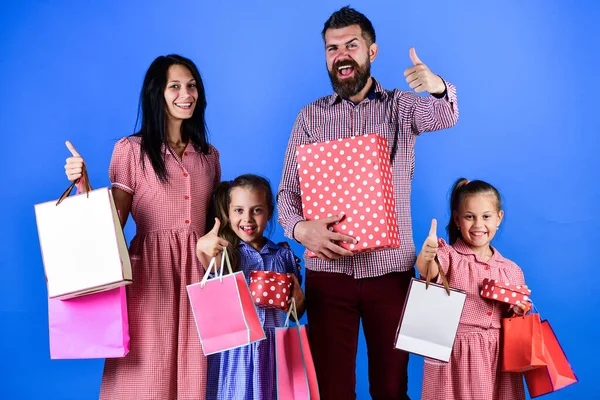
top-left (416, 178), bottom-right (528, 400)
top-left (196, 174), bottom-right (305, 400)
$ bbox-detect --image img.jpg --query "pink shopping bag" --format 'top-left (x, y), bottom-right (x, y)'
top-left (187, 247), bottom-right (265, 355)
top-left (275, 299), bottom-right (320, 400)
top-left (48, 286), bottom-right (129, 359)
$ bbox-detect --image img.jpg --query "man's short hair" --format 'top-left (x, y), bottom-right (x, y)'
top-left (322, 6), bottom-right (376, 45)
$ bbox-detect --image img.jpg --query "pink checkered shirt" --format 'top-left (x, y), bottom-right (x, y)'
top-left (277, 78), bottom-right (459, 279)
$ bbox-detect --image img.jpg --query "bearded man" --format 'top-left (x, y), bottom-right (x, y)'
top-left (277, 6), bottom-right (459, 399)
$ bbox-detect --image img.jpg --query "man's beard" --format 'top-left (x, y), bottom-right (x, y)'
top-left (327, 57), bottom-right (371, 99)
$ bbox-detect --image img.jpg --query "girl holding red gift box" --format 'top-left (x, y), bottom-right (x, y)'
top-left (196, 174), bottom-right (305, 400)
top-left (416, 178), bottom-right (529, 400)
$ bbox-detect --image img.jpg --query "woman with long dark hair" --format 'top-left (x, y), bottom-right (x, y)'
top-left (65, 54), bottom-right (220, 400)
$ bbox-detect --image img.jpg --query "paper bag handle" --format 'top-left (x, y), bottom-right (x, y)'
top-left (56, 165), bottom-right (93, 206)
top-left (511, 301), bottom-right (538, 319)
top-left (284, 297), bottom-right (299, 327)
top-left (425, 259), bottom-right (451, 296)
top-left (199, 245), bottom-right (233, 287)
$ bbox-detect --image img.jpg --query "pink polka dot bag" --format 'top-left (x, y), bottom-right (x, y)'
top-left (295, 133), bottom-right (401, 257)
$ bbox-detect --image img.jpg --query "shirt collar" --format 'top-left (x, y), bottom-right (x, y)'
top-left (328, 77), bottom-right (385, 106)
top-left (238, 238), bottom-right (279, 254)
top-left (162, 141), bottom-right (197, 156)
top-left (453, 238), bottom-right (504, 264)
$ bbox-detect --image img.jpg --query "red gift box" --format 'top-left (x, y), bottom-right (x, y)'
top-left (295, 134), bottom-right (400, 255)
top-left (480, 278), bottom-right (531, 309)
top-left (249, 271), bottom-right (293, 311)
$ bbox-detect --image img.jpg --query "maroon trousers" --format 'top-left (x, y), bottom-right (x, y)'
top-left (305, 269), bottom-right (414, 400)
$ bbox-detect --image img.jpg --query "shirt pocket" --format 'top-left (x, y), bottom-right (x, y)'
top-left (311, 125), bottom-right (329, 142)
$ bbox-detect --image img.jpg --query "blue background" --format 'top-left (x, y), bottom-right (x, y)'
top-left (1, 0), bottom-right (597, 398)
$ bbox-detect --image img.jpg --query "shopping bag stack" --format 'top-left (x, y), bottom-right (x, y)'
top-left (34, 171), bottom-right (132, 359)
top-left (501, 304), bottom-right (578, 397)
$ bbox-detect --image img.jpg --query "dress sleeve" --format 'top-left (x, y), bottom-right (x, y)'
top-left (509, 261), bottom-right (526, 286)
top-left (210, 145), bottom-right (221, 189)
top-left (108, 138), bottom-right (138, 195)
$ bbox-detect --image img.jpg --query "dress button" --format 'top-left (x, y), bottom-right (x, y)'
top-left (184, 195), bottom-right (189, 200)
top-left (185, 220), bottom-right (190, 224)
top-left (487, 311), bottom-right (492, 316)
top-left (183, 173), bottom-right (189, 177)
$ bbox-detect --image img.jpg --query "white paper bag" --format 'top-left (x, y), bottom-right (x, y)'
top-left (34, 186), bottom-right (132, 299)
top-left (394, 278), bottom-right (466, 362)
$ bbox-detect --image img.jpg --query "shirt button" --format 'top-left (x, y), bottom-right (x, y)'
top-left (185, 220), bottom-right (190, 224)
top-left (183, 173), bottom-right (189, 177)
top-left (487, 311), bottom-right (492, 316)
top-left (184, 195), bottom-right (189, 200)
top-left (184, 151), bottom-right (188, 156)
top-left (484, 266), bottom-right (490, 270)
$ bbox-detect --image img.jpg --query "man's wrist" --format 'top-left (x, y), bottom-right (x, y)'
top-left (292, 220), bottom-right (305, 244)
top-left (431, 75), bottom-right (447, 98)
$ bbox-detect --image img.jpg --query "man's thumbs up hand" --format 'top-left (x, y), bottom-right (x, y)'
top-left (403, 47), bottom-right (446, 95)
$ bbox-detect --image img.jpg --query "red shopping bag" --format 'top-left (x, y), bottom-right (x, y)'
top-left (275, 299), bottom-right (320, 400)
top-left (524, 320), bottom-right (578, 398)
top-left (187, 247), bottom-right (265, 355)
top-left (249, 270), bottom-right (293, 311)
top-left (501, 307), bottom-right (547, 372)
top-left (48, 286), bottom-right (129, 359)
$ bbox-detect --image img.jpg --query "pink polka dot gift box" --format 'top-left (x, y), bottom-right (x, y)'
top-left (480, 278), bottom-right (532, 310)
top-left (295, 133), bottom-right (400, 256)
top-left (249, 271), bottom-right (293, 311)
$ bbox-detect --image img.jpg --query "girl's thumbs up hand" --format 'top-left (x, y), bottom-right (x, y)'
top-left (64, 141), bottom-right (85, 182)
top-left (196, 218), bottom-right (229, 259)
top-left (421, 219), bottom-right (439, 262)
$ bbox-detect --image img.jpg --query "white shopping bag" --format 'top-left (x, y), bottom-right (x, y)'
top-left (394, 268), bottom-right (466, 362)
top-left (34, 174), bottom-right (132, 299)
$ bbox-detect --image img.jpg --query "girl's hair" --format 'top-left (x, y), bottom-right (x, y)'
top-left (212, 174), bottom-right (275, 271)
top-left (132, 54), bottom-right (210, 183)
top-left (447, 178), bottom-right (503, 244)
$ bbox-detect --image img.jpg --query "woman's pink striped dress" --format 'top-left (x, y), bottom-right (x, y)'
top-left (99, 137), bottom-right (220, 400)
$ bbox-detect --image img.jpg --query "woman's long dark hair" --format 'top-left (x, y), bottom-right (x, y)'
top-left (447, 178), bottom-right (503, 244)
top-left (211, 174), bottom-right (275, 272)
top-left (133, 54), bottom-right (209, 183)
